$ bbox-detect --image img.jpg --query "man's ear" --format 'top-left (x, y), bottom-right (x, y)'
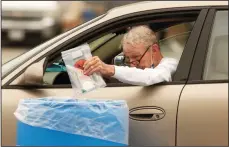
top-left (152, 44), bottom-right (159, 52)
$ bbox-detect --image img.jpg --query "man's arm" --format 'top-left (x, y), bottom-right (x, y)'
top-left (82, 56), bottom-right (178, 86)
top-left (113, 58), bottom-right (178, 86)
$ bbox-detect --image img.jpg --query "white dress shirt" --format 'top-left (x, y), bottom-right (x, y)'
top-left (112, 57), bottom-right (178, 86)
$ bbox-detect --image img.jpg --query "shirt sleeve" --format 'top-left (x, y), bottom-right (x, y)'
top-left (112, 58), bottom-right (178, 86)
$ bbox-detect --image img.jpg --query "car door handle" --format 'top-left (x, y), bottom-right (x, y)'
top-left (130, 113), bottom-right (155, 119)
top-left (129, 107), bottom-right (165, 121)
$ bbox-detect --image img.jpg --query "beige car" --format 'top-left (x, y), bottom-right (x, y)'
top-left (2, 1), bottom-right (228, 146)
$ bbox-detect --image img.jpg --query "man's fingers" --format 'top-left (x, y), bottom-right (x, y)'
top-left (87, 66), bottom-right (102, 76)
top-left (83, 57), bottom-right (98, 70)
top-left (84, 62), bottom-right (101, 75)
top-left (83, 58), bottom-right (92, 68)
top-left (83, 56), bottom-right (94, 66)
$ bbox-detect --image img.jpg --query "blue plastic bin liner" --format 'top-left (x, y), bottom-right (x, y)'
top-left (14, 98), bottom-right (129, 146)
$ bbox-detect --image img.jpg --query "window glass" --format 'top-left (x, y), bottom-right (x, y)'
top-left (203, 11), bottom-right (228, 80)
top-left (158, 22), bottom-right (194, 61)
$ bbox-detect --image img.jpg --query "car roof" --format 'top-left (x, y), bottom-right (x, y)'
top-left (106, 1), bottom-right (228, 19)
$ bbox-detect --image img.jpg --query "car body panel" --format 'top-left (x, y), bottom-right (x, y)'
top-left (177, 7), bottom-right (228, 146)
top-left (2, 85), bottom-right (183, 146)
top-left (106, 1), bottom-right (227, 19)
top-left (177, 83), bottom-right (228, 146)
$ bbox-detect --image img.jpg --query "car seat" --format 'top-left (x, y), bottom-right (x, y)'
top-left (159, 32), bottom-right (190, 61)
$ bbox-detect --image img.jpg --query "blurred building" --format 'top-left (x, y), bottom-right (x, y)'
top-left (60, 1), bottom-right (105, 32)
top-left (59, 1), bottom-right (138, 32)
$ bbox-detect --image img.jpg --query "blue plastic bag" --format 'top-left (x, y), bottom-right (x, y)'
top-left (14, 98), bottom-right (129, 145)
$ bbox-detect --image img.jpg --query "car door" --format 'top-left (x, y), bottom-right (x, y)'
top-left (177, 7), bottom-right (228, 146)
top-left (2, 8), bottom-right (208, 146)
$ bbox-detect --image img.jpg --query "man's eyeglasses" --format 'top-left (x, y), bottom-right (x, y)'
top-left (123, 45), bottom-right (151, 67)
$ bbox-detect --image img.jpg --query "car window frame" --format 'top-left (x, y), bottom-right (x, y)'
top-left (3, 7), bottom-right (209, 88)
top-left (187, 6), bottom-right (228, 84)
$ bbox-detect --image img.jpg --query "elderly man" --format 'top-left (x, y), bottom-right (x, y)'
top-left (82, 25), bottom-right (178, 86)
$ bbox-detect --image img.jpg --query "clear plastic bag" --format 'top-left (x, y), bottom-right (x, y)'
top-left (61, 43), bottom-right (106, 95)
top-left (14, 98), bottom-right (129, 145)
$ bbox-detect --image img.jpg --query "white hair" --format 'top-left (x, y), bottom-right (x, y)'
top-left (122, 25), bottom-right (157, 48)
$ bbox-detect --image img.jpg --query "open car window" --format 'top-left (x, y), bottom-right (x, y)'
top-left (42, 21), bottom-right (195, 85)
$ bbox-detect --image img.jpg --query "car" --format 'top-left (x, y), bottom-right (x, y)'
top-left (2, 1), bottom-right (228, 146)
top-left (1, 1), bottom-right (62, 45)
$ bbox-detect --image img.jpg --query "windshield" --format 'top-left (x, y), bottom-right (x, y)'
top-left (2, 14), bottom-right (106, 78)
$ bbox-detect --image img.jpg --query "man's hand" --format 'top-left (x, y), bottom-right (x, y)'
top-left (83, 56), bottom-right (115, 76)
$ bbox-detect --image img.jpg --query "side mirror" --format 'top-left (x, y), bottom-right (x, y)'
top-left (11, 58), bottom-right (46, 85)
top-left (113, 53), bottom-right (125, 66)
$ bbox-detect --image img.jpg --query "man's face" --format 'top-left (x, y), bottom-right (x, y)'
top-left (123, 43), bottom-right (153, 69)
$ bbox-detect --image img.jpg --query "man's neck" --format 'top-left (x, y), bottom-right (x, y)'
top-left (153, 55), bottom-right (163, 67)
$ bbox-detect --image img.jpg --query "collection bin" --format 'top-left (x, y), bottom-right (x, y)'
top-left (14, 98), bottom-right (129, 146)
